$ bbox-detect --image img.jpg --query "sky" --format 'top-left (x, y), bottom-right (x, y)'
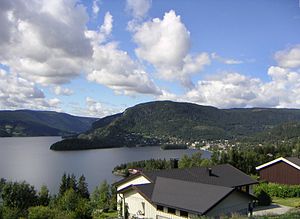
top-left (0, 0), bottom-right (300, 118)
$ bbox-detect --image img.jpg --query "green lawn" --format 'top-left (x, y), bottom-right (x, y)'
top-left (272, 197), bottom-right (300, 207)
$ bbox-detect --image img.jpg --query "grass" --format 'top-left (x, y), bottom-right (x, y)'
top-left (97, 211), bottom-right (118, 219)
top-left (272, 197), bottom-right (300, 207)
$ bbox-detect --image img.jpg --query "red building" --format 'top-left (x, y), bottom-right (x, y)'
top-left (256, 157), bottom-right (300, 185)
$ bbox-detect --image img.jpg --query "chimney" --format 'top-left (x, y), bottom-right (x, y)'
top-left (208, 167), bottom-right (212, 176)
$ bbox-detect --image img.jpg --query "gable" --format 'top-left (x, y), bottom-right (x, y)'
top-left (117, 175), bottom-right (151, 191)
top-left (256, 157), bottom-right (300, 171)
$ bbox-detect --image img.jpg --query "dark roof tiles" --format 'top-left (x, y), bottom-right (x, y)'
top-left (143, 164), bottom-right (257, 187)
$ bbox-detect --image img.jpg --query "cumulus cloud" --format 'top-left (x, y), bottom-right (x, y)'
top-left (0, 70), bottom-right (61, 110)
top-left (275, 45), bottom-right (300, 69)
top-left (87, 42), bottom-right (162, 95)
top-left (0, 0), bottom-right (92, 85)
top-left (53, 86), bottom-right (73, 96)
top-left (100, 12), bottom-right (113, 36)
top-left (211, 53), bottom-right (243, 65)
top-left (133, 10), bottom-right (210, 87)
top-left (126, 0), bottom-right (151, 19)
top-left (92, 0), bottom-right (100, 16)
top-left (85, 97), bottom-right (122, 117)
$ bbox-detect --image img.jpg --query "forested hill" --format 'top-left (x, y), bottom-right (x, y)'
top-left (0, 110), bottom-right (97, 137)
top-left (50, 101), bottom-right (300, 150)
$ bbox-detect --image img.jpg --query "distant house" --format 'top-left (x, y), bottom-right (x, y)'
top-left (115, 164), bottom-right (257, 218)
top-left (256, 157), bottom-right (300, 185)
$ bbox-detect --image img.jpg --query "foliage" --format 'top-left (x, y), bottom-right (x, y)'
top-left (0, 110), bottom-right (97, 137)
top-left (90, 181), bottom-right (111, 212)
top-left (1, 207), bottom-right (23, 219)
top-left (254, 183), bottom-right (300, 198)
top-left (1, 181), bottom-right (38, 211)
top-left (38, 185), bottom-right (50, 206)
top-left (113, 158), bottom-right (172, 176)
top-left (254, 184), bottom-right (272, 206)
top-left (178, 152), bottom-right (212, 168)
top-left (28, 206), bottom-right (55, 219)
top-left (51, 101), bottom-right (300, 150)
top-left (56, 189), bottom-right (92, 219)
top-left (78, 175), bottom-right (90, 199)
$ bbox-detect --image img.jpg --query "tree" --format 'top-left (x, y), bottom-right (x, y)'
top-left (1, 181), bottom-right (38, 211)
top-left (78, 175), bottom-right (89, 199)
top-left (91, 181), bottom-right (111, 212)
top-left (28, 206), bottom-right (54, 219)
top-left (38, 185), bottom-right (50, 206)
top-left (69, 174), bottom-right (77, 192)
top-left (59, 173), bottom-right (68, 196)
top-left (110, 185), bottom-right (117, 211)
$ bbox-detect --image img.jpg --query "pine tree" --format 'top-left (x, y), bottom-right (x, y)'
top-left (78, 175), bottom-right (89, 199)
top-left (38, 185), bottom-right (50, 206)
top-left (69, 174), bottom-right (77, 192)
top-left (59, 173), bottom-right (68, 196)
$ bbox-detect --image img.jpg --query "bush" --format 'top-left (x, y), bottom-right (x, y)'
top-left (254, 183), bottom-right (300, 198)
top-left (28, 206), bottom-right (54, 219)
top-left (256, 190), bottom-right (272, 206)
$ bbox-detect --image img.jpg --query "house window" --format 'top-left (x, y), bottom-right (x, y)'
top-left (157, 205), bottom-right (164, 212)
top-left (167, 207), bottom-right (176, 214)
top-left (180, 210), bottom-right (188, 217)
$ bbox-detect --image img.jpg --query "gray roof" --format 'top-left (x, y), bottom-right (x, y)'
top-left (117, 164), bottom-right (256, 215)
top-left (143, 164), bottom-right (257, 187)
top-left (150, 177), bottom-right (234, 214)
top-left (286, 157), bottom-right (300, 167)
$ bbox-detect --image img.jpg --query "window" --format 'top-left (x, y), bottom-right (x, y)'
top-left (157, 205), bottom-right (164, 212)
top-left (167, 207), bottom-right (176, 214)
top-left (180, 210), bottom-right (188, 217)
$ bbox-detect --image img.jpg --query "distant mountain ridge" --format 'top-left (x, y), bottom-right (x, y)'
top-left (50, 101), bottom-right (300, 150)
top-left (0, 110), bottom-right (97, 137)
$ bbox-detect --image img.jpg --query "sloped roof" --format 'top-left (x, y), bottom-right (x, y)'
top-left (119, 177), bottom-right (254, 215)
top-left (142, 164), bottom-right (257, 187)
top-left (256, 157), bottom-right (300, 171)
top-left (151, 177), bottom-right (234, 215)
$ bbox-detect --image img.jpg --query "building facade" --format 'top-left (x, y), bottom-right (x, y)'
top-left (115, 164), bottom-right (257, 219)
top-left (256, 157), bottom-right (300, 185)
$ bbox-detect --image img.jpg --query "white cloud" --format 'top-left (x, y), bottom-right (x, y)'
top-left (87, 42), bottom-right (162, 95)
top-left (100, 12), bottom-right (113, 36)
top-left (0, 0), bottom-right (92, 85)
top-left (85, 97), bottom-right (122, 117)
top-left (133, 10), bottom-right (210, 87)
top-left (92, 0), bottom-right (100, 17)
top-left (126, 0), bottom-right (151, 19)
top-left (0, 70), bottom-right (61, 110)
top-left (275, 45), bottom-right (300, 69)
top-left (211, 53), bottom-right (243, 65)
top-left (53, 86), bottom-right (73, 96)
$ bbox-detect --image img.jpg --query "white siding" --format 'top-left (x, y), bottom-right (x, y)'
top-left (206, 191), bottom-right (251, 217)
top-left (123, 190), bottom-right (196, 219)
top-left (117, 175), bottom-right (151, 191)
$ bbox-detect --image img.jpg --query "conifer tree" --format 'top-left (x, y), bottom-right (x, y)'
top-left (78, 175), bottom-right (89, 199)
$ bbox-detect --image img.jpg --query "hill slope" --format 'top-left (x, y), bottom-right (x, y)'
top-left (0, 110), bottom-right (97, 137)
top-left (50, 101), bottom-right (300, 150)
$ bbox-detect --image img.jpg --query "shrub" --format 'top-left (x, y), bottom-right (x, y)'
top-left (256, 190), bottom-right (272, 206)
top-left (254, 183), bottom-right (300, 198)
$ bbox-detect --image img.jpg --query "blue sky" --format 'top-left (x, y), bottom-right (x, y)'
top-left (0, 0), bottom-right (300, 117)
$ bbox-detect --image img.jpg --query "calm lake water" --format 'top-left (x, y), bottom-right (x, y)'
top-left (0, 137), bottom-right (210, 193)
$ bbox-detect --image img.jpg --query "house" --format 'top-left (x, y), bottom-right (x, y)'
top-left (256, 157), bottom-right (300, 185)
top-left (115, 164), bottom-right (257, 218)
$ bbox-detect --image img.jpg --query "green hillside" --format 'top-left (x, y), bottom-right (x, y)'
top-left (50, 101), bottom-right (300, 150)
top-left (0, 110), bottom-right (97, 137)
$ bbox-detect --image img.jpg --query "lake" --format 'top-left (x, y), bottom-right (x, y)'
top-left (0, 137), bottom-right (210, 193)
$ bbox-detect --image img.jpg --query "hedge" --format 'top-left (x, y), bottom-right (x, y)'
top-left (254, 183), bottom-right (300, 198)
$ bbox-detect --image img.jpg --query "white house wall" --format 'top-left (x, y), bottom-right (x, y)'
top-left (123, 190), bottom-right (196, 219)
top-left (206, 191), bottom-right (250, 217)
top-left (117, 175), bottom-right (151, 191)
